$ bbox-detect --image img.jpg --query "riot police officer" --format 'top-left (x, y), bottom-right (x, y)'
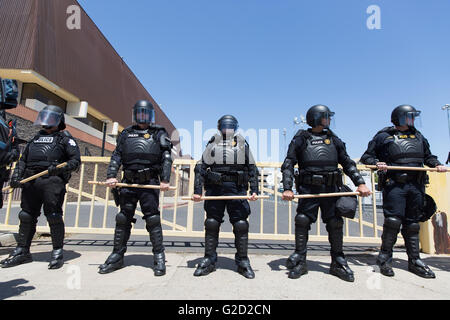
top-left (0, 105), bottom-right (81, 269)
top-left (0, 78), bottom-right (20, 208)
top-left (99, 100), bottom-right (173, 276)
top-left (361, 105), bottom-right (447, 278)
top-left (282, 105), bottom-right (371, 282)
top-left (192, 115), bottom-right (259, 279)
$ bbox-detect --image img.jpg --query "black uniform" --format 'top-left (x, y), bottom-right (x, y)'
top-left (361, 126), bottom-right (441, 278)
top-left (193, 132), bottom-right (259, 279)
top-left (0, 112), bottom-right (20, 208)
top-left (282, 128), bottom-right (365, 281)
top-left (99, 124), bottom-right (173, 276)
top-left (1, 129), bottom-right (80, 269)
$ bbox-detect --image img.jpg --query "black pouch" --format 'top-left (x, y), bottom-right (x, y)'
top-left (335, 185), bottom-right (358, 219)
top-left (418, 194), bottom-right (437, 222)
top-left (111, 188), bottom-right (121, 207)
top-left (311, 175), bottom-right (324, 186)
top-left (377, 171), bottom-right (387, 191)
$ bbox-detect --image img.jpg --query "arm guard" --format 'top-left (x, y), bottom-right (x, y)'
top-left (159, 130), bottom-right (173, 182)
top-left (194, 161), bottom-right (206, 195)
top-left (335, 137), bottom-right (366, 186)
top-left (422, 136), bottom-right (442, 168)
top-left (106, 132), bottom-right (124, 179)
top-left (281, 137), bottom-right (301, 191)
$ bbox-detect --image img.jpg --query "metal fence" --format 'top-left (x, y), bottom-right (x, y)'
top-left (0, 157), bottom-right (389, 244)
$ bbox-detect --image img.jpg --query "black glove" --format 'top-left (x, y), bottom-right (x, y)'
top-left (10, 178), bottom-right (22, 189)
top-left (48, 164), bottom-right (64, 176)
top-left (1, 150), bottom-right (18, 165)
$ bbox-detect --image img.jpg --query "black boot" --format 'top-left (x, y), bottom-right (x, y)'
top-left (233, 220), bottom-right (255, 279)
top-left (377, 217), bottom-right (402, 277)
top-left (402, 223), bottom-right (436, 279)
top-left (327, 217), bottom-right (354, 282)
top-left (0, 211), bottom-right (36, 268)
top-left (99, 213), bottom-right (131, 274)
top-left (146, 215), bottom-right (166, 276)
top-left (194, 218), bottom-right (219, 277)
top-left (47, 214), bottom-right (65, 270)
top-left (287, 214), bottom-right (310, 279)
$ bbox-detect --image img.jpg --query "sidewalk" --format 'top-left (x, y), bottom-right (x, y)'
top-left (1, 238), bottom-right (449, 300)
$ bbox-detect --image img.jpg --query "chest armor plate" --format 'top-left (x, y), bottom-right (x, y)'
top-left (300, 135), bottom-right (338, 169)
top-left (387, 133), bottom-right (424, 164)
top-left (121, 130), bottom-right (161, 165)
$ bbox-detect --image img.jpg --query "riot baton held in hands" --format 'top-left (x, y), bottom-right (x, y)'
top-left (88, 181), bottom-right (177, 191)
top-left (182, 195), bottom-right (270, 201)
top-left (365, 165), bottom-right (449, 172)
top-left (2, 162), bottom-right (68, 192)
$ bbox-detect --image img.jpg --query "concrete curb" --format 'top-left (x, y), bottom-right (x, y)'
top-left (0, 232), bottom-right (16, 247)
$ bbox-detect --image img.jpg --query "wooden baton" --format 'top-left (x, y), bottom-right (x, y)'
top-left (2, 162), bottom-right (68, 192)
top-left (89, 181), bottom-right (177, 191)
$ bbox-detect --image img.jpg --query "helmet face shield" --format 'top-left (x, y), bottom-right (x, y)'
top-left (133, 107), bottom-right (155, 124)
top-left (34, 110), bottom-right (62, 127)
top-left (398, 111), bottom-right (421, 127)
top-left (311, 111), bottom-right (335, 128)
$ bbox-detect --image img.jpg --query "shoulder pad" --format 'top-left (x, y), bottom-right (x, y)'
top-left (150, 124), bottom-right (166, 132)
top-left (124, 125), bottom-right (134, 132)
top-left (294, 129), bottom-right (311, 139)
top-left (377, 126), bottom-right (396, 135)
top-left (59, 130), bottom-right (73, 138)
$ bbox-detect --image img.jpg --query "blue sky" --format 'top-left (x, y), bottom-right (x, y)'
top-left (78, 0), bottom-right (450, 162)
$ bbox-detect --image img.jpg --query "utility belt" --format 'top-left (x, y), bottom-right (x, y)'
top-left (295, 170), bottom-right (343, 188)
top-left (205, 169), bottom-right (249, 186)
top-left (124, 168), bottom-right (159, 184)
top-left (377, 171), bottom-right (428, 191)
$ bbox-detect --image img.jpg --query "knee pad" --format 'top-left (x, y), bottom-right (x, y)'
top-left (233, 220), bottom-right (249, 234)
top-left (404, 222), bottom-right (420, 234)
top-left (326, 217), bottom-right (344, 231)
top-left (46, 213), bottom-right (64, 225)
top-left (295, 214), bottom-right (311, 229)
top-left (145, 215), bottom-right (161, 229)
top-left (384, 216), bottom-right (402, 231)
top-left (116, 212), bottom-right (131, 226)
top-left (18, 211), bottom-right (36, 224)
top-left (205, 218), bottom-right (220, 232)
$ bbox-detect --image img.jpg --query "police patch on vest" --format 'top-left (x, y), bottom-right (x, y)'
top-left (68, 139), bottom-right (77, 146)
top-left (34, 137), bottom-right (54, 143)
top-left (128, 134), bottom-right (139, 138)
top-left (311, 139), bottom-right (325, 145)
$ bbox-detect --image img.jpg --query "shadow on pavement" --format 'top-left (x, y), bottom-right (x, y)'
top-left (267, 257), bottom-right (331, 276)
top-left (186, 256), bottom-right (241, 273)
top-left (0, 279), bottom-right (35, 300)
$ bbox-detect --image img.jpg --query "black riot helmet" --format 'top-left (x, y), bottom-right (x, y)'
top-left (34, 105), bottom-right (66, 130)
top-left (306, 105), bottom-right (335, 128)
top-left (391, 105), bottom-right (421, 127)
top-left (133, 100), bottom-right (155, 124)
top-left (217, 115), bottom-right (239, 132)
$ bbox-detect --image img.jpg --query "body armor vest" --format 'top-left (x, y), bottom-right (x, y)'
top-left (121, 128), bottom-right (161, 166)
top-left (299, 134), bottom-right (338, 171)
top-left (386, 132), bottom-right (424, 165)
top-left (203, 133), bottom-right (249, 172)
top-left (26, 132), bottom-right (65, 168)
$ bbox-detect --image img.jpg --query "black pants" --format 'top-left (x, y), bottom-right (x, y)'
top-left (119, 178), bottom-right (160, 219)
top-left (382, 181), bottom-right (424, 224)
top-left (204, 182), bottom-right (251, 224)
top-left (296, 184), bottom-right (339, 223)
top-left (21, 176), bottom-right (66, 218)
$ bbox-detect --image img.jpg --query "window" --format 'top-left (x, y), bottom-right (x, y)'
top-left (21, 83), bottom-right (67, 111)
top-left (77, 113), bottom-right (104, 132)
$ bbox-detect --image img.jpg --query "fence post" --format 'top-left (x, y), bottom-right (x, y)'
top-left (419, 171), bottom-right (450, 254)
top-left (186, 160), bottom-right (196, 232)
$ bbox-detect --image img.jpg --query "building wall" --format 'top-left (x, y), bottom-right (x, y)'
top-left (0, 0), bottom-right (181, 155)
